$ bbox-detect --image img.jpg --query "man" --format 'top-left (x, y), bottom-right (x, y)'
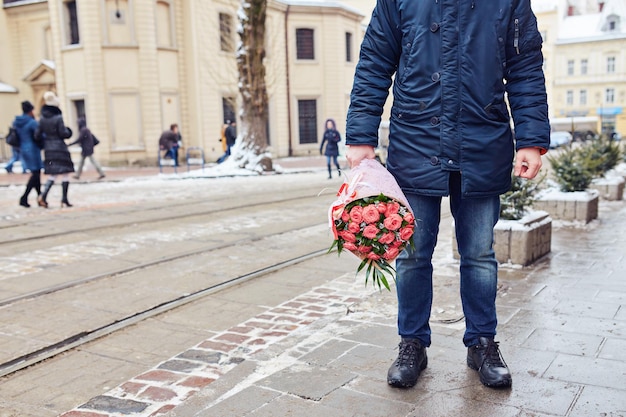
top-left (70, 118), bottom-right (105, 180)
top-left (345, 1), bottom-right (550, 389)
top-left (159, 124), bottom-right (182, 167)
top-left (217, 120), bottom-right (237, 164)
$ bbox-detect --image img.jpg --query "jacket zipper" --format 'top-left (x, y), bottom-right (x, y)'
top-left (514, 18), bottom-right (520, 54)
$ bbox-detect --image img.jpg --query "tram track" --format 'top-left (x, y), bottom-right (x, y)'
top-left (0, 177), bottom-right (339, 381)
top-left (0, 246), bottom-right (328, 379)
top-left (0, 189), bottom-right (326, 247)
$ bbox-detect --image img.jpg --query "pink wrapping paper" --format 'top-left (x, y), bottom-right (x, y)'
top-left (329, 158), bottom-right (413, 237)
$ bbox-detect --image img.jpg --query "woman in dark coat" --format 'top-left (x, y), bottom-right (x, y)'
top-left (36, 91), bottom-right (74, 208)
top-left (319, 118), bottom-right (342, 179)
top-left (14, 101), bottom-right (42, 207)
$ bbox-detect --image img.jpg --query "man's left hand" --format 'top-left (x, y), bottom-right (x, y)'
top-left (514, 147), bottom-right (543, 179)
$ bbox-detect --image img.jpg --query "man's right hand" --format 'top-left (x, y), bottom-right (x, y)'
top-left (346, 145), bottom-right (376, 168)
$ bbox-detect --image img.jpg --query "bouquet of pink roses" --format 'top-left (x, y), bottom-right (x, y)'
top-left (328, 159), bottom-right (415, 291)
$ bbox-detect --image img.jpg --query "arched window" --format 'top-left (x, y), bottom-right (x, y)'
top-left (156, 0), bottom-right (174, 48)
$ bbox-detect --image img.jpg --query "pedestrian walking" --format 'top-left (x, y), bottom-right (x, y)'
top-left (13, 101), bottom-right (42, 207)
top-left (36, 91), bottom-right (75, 208)
top-left (217, 120), bottom-right (236, 164)
top-left (159, 124), bottom-right (182, 167)
top-left (4, 138), bottom-right (26, 175)
top-left (345, 0), bottom-right (550, 389)
top-left (70, 118), bottom-right (105, 180)
top-left (319, 118), bottom-right (342, 179)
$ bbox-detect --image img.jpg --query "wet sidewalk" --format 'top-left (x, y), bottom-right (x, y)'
top-left (159, 200), bottom-right (626, 416)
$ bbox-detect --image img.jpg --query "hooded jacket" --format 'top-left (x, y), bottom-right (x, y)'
top-left (346, 0), bottom-right (550, 198)
top-left (13, 113), bottom-right (42, 172)
top-left (37, 104), bottom-right (74, 175)
top-left (320, 118), bottom-right (341, 157)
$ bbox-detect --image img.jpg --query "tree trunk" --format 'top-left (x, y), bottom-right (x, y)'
top-left (231, 0), bottom-right (272, 172)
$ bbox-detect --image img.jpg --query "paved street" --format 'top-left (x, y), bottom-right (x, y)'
top-left (1, 157), bottom-right (625, 417)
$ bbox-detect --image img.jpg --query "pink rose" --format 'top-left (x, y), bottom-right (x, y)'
top-left (383, 247), bottom-right (400, 260)
top-left (378, 232), bottom-right (396, 245)
top-left (348, 221), bottom-right (361, 234)
top-left (349, 205), bottom-right (364, 223)
top-left (366, 252), bottom-right (381, 261)
top-left (362, 224), bottom-right (380, 239)
top-left (385, 201), bottom-right (400, 216)
top-left (362, 204), bottom-right (381, 224)
top-left (403, 212), bottom-right (415, 224)
top-left (399, 226), bottom-right (414, 241)
top-left (343, 242), bottom-right (358, 252)
top-left (376, 202), bottom-right (387, 213)
top-left (339, 231), bottom-right (356, 243)
top-left (391, 239), bottom-right (404, 248)
top-left (357, 245), bottom-right (372, 253)
top-left (383, 214), bottom-right (403, 231)
top-left (341, 210), bottom-right (350, 222)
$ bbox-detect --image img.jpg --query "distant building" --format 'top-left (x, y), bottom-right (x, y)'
top-left (0, 0), bottom-right (364, 165)
top-left (536, 0), bottom-right (626, 136)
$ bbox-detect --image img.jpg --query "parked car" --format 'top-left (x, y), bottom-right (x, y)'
top-left (549, 131), bottom-right (572, 149)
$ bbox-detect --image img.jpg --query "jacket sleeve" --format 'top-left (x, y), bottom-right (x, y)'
top-left (56, 116), bottom-right (73, 140)
top-left (346, 0), bottom-right (402, 147)
top-left (505, 0), bottom-right (550, 152)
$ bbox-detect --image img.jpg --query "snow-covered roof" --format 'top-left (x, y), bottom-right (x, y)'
top-left (0, 82), bottom-right (18, 93)
top-left (277, 0), bottom-right (364, 17)
top-left (557, 0), bottom-right (626, 42)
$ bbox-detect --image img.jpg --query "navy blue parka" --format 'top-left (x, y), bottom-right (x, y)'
top-left (346, 0), bottom-right (550, 198)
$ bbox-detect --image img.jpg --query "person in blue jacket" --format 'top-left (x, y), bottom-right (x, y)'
top-left (345, 0), bottom-right (550, 389)
top-left (13, 101), bottom-right (42, 207)
top-left (319, 118), bottom-right (342, 179)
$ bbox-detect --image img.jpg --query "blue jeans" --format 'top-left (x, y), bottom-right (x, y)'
top-left (6, 147), bottom-right (24, 173)
top-left (395, 172), bottom-right (500, 348)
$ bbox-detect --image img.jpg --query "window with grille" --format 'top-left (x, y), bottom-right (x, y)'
top-left (580, 90), bottom-right (587, 105)
top-left (580, 59), bottom-right (588, 75)
top-left (567, 60), bottom-right (574, 76)
top-left (64, 0), bottom-right (80, 45)
top-left (607, 56), bottom-right (615, 73)
top-left (298, 100), bottom-right (318, 144)
top-left (605, 88), bottom-right (615, 104)
top-left (345, 32), bottom-right (353, 62)
top-left (566, 90), bottom-right (573, 106)
top-left (296, 28), bottom-right (315, 60)
top-left (220, 13), bottom-right (234, 52)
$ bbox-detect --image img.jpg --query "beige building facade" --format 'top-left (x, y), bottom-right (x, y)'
top-left (1, 0), bottom-right (364, 165)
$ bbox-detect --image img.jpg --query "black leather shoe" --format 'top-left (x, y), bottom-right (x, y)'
top-left (467, 337), bottom-right (512, 388)
top-left (387, 338), bottom-right (428, 388)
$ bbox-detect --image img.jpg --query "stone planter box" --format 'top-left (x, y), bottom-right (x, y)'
top-left (589, 175), bottom-right (625, 201)
top-left (533, 189), bottom-right (599, 223)
top-left (452, 211), bottom-right (552, 266)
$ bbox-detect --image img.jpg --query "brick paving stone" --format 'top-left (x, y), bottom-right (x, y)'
top-left (139, 387), bottom-right (177, 402)
top-left (135, 370), bottom-right (181, 384)
top-left (80, 395), bottom-right (149, 414)
top-left (177, 376), bottom-right (215, 389)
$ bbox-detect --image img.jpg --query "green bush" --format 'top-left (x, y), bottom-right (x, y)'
top-left (547, 146), bottom-right (594, 192)
top-left (500, 172), bottom-right (544, 220)
top-left (577, 135), bottom-right (622, 178)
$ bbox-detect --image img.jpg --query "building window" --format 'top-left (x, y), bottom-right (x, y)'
top-left (607, 56), bottom-right (615, 73)
top-left (155, 1), bottom-right (174, 48)
top-left (605, 88), bottom-right (615, 104)
top-left (296, 28), bottom-right (315, 60)
top-left (222, 97), bottom-right (236, 124)
top-left (567, 60), bottom-right (574, 76)
top-left (580, 59), bottom-right (588, 75)
top-left (580, 90), bottom-right (587, 105)
top-left (298, 99), bottom-right (317, 144)
top-left (566, 90), bottom-right (574, 106)
top-left (345, 32), bottom-right (353, 62)
top-left (219, 13), bottom-right (234, 52)
top-left (64, 0), bottom-right (80, 45)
